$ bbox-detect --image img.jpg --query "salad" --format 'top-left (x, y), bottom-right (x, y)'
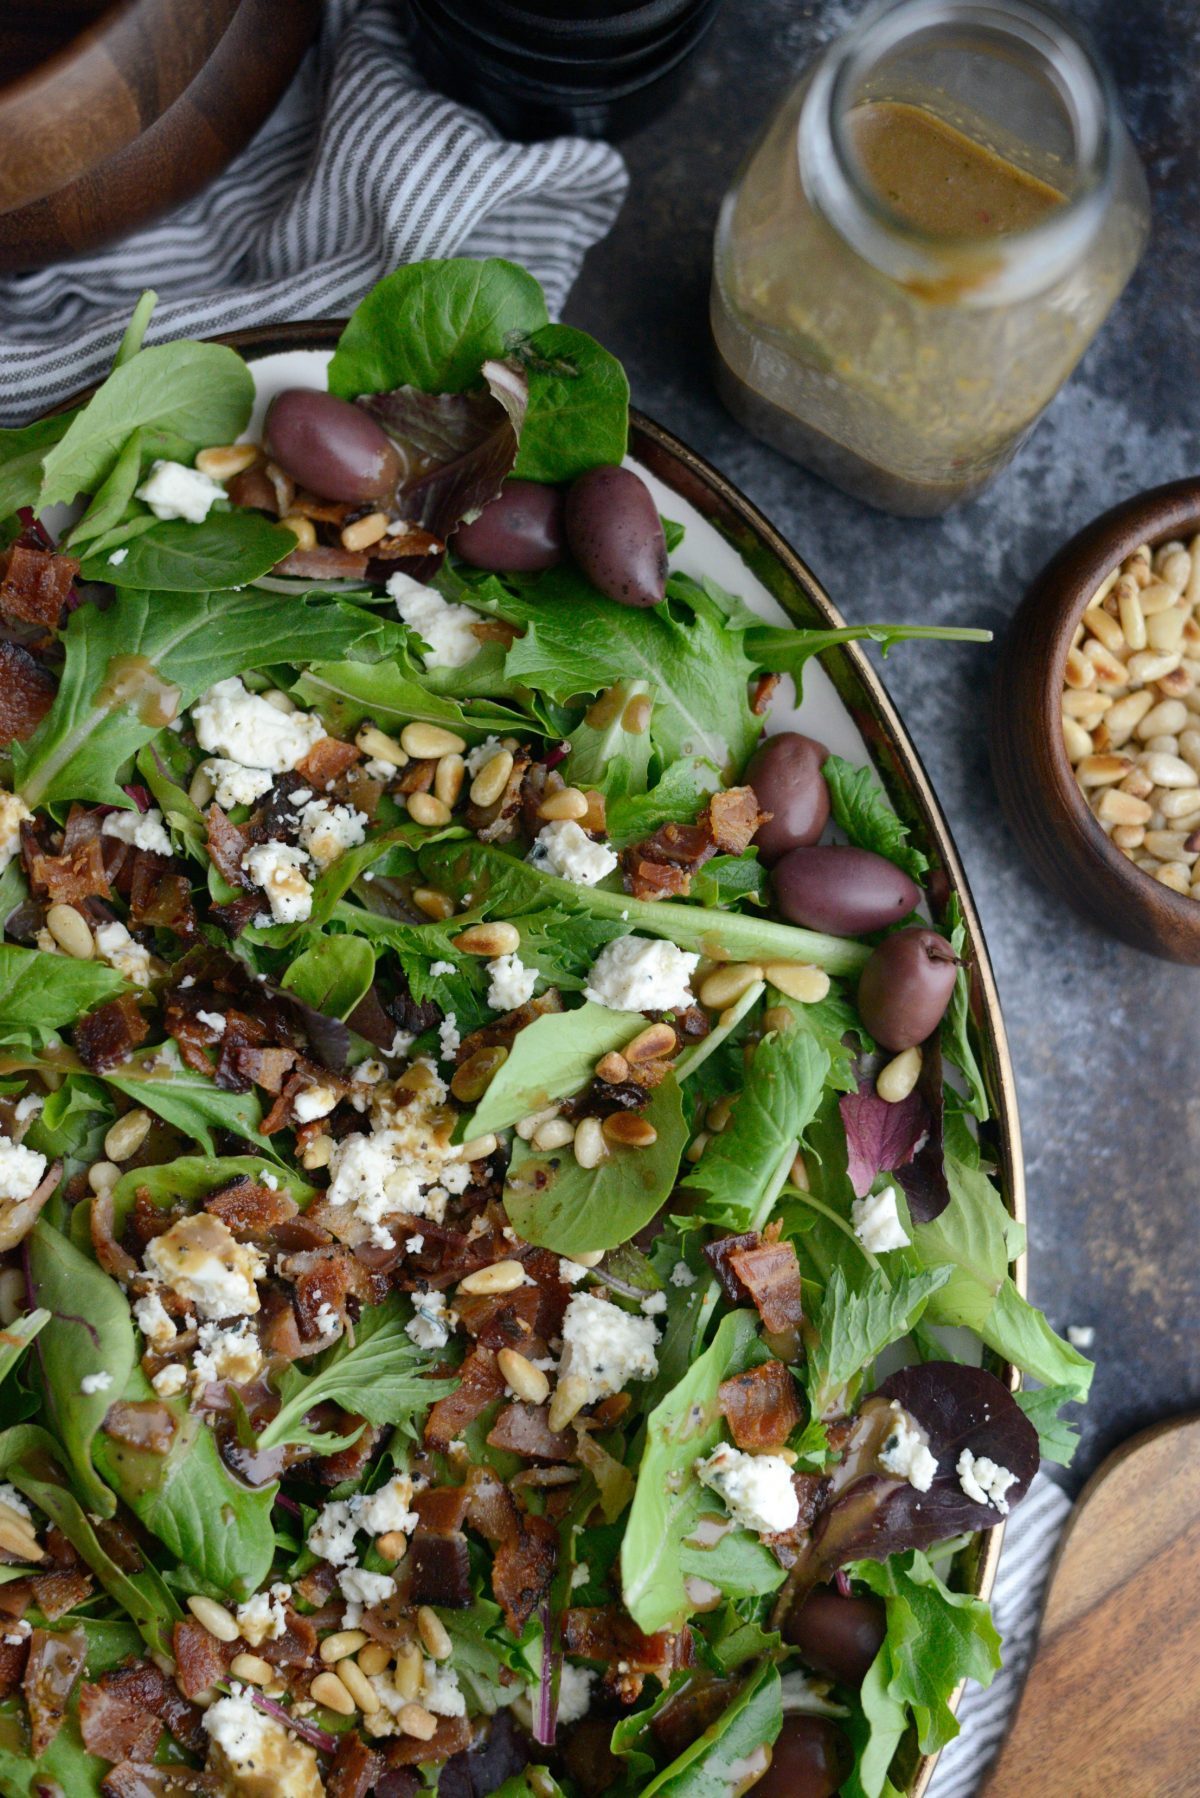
top-left (0, 258), bottom-right (1091, 1798)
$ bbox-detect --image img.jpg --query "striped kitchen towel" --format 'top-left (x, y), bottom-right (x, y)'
top-left (0, 0), bottom-right (627, 425)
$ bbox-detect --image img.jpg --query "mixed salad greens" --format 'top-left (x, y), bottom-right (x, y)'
top-left (0, 258), bottom-right (1091, 1798)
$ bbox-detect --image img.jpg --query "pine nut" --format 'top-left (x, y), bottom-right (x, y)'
top-left (1115, 577), bottom-right (1146, 651)
top-left (1095, 789), bottom-right (1152, 826)
top-left (762, 1005), bottom-right (795, 1035)
top-left (394, 1643), bottom-right (424, 1699)
top-left (45, 904), bottom-right (95, 960)
top-left (602, 1113), bottom-right (657, 1148)
top-left (87, 1161), bottom-right (120, 1196)
top-left (459, 1133), bottom-right (499, 1163)
top-left (338, 1657), bottom-right (381, 1714)
top-left (262, 689), bottom-right (296, 713)
top-left (573, 1117), bottom-right (608, 1170)
top-left (790, 1150), bottom-right (810, 1190)
top-left (341, 511), bottom-right (388, 552)
top-left (1139, 752), bottom-right (1197, 788)
top-left (686, 1132), bottom-right (710, 1162)
top-left (1146, 606), bottom-right (1186, 654)
top-left (1089, 567), bottom-right (1121, 607)
top-left (533, 1118), bottom-right (575, 1151)
top-left (301, 1133), bottom-right (333, 1170)
top-left (187, 1596), bottom-right (240, 1643)
top-left (356, 723), bottom-right (408, 767)
top-left (1158, 546), bottom-right (1191, 589)
top-left (195, 443), bottom-right (260, 480)
top-left (0, 1505), bottom-right (41, 1560)
top-left (229, 1653), bottom-right (274, 1685)
top-left (574, 1249), bottom-right (607, 1268)
top-left (1179, 729), bottom-right (1200, 772)
top-left (188, 766), bottom-right (215, 807)
top-left (498, 1348), bottom-right (550, 1403)
top-left (310, 1671), bottom-right (356, 1716)
top-left (469, 750), bottom-right (514, 808)
top-left (1145, 830), bottom-right (1198, 863)
top-left (1128, 650), bottom-right (1182, 683)
top-left (1082, 606), bottom-right (1126, 654)
top-left (1111, 824), bottom-right (1145, 850)
top-left (763, 962), bottom-right (831, 1003)
top-left (413, 886), bottom-right (455, 920)
top-left (398, 1703), bottom-right (438, 1741)
top-left (595, 1051), bottom-right (629, 1084)
top-left (434, 754), bottom-right (465, 808)
top-left (624, 1022), bottom-right (676, 1063)
top-left (1140, 576), bottom-right (1183, 613)
top-left (877, 1046), bottom-right (923, 1103)
top-left (401, 722), bottom-right (466, 759)
top-left (1159, 788), bottom-right (1200, 820)
top-left (1061, 717), bottom-right (1092, 763)
top-left (1082, 640), bottom-right (1129, 687)
top-left (104, 1109), bottom-right (151, 1163)
top-left (1076, 753), bottom-right (1133, 788)
top-left (1135, 699), bottom-right (1188, 740)
top-left (459, 1259), bottom-right (526, 1296)
top-left (454, 921), bottom-right (520, 956)
top-left (407, 792), bottom-right (452, 827)
top-left (320, 1629), bottom-right (368, 1664)
top-left (417, 1606), bottom-right (452, 1660)
top-left (706, 1096), bottom-right (735, 1132)
top-left (516, 1105), bottom-right (558, 1141)
top-left (537, 787), bottom-right (589, 821)
top-left (1063, 646), bottom-right (1095, 690)
top-left (1062, 689), bottom-right (1112, 719)
top-left (1145, 734), bottom-right (1181, 757)
top-left (357, 1642), bottom-right (391, 1677)
top-left (1155, 861), bottom-right (1191, 893)
top-left (547, 1374), bottom-right (589, 1431)
top-left (376, 1531), bottom-right (409, 1562)
top-left (698, 963), bottom-right (762, 1009)
top-left (280, 514), bottom-right (317, 551)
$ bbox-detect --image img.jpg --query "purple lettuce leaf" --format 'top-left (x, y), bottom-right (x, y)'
top-left (895, 1034), bottom-right (950, 1223)
top-left (839, 1084), bottom-right (930, 1200)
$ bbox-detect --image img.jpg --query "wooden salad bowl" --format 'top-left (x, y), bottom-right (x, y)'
top-left (0, 0), bottom-right (321, 271)
top-left (992, 479), bottom-right (1200, 963)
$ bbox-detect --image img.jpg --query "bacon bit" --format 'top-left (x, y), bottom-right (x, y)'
top-left (318, 1413), bottom-right (382, 1488)
top-left (24, 832), bottom-right (110, 905)
top-left (296, 735), bottom-right (361, 787)
top-left (562, 1607), bottom-right (694, 1684)
top-left (258, 1606), bottom-right (318, 1670)
top-left (30, 1568), bottom-right (94, 1621)
top-left (412, 1485), bottom-right (471, 1534)
top-left (0, 1639), bottom-right (26, 1699)
top-left (370, 522), bottom-right (444, 560)
top-left (329, 1731), bottom-right (386, 1798)
top-left (487, 1404), bottom-right (575, 1463)
top-left (620, 856), bottom-right (692, 900)
top-left (228, 464), bottom-right (283, 515)
top-left (286, 491), bottom-right (352, 525)
top-left (209, 894), bottom-right (261, 938)
top-left (173, 1619), bottom-right (235, 1701)
top-left (24, 1626), bottom-right (87, 1757)
top-left (493, 1512), bottom-right (557, 1634)
top-left (274, 544), bottom-right (369, 580)
top-left (101, 1764), bottom-right (224, 1797)
top-left (750, 672), bottom-right (782, 716)
top-left (101, 1401), bottom-right (177, 1456)
top-left (718, 1360), bottom-right (802, 1452)
top-left (76, 995), bottom-right (149, 1073)
top-left (128, 854), bottom-right (196, 941)
top-left (425, 1345), bottom-right (504, 1449)
top-left (621, 785), bottom-right (768, 901)
top-left (381, 1715), bottom-right (472, 1769)
top-left (397, 757), bottom-right (435, 796)
top-left (204, 804), bottom-right (251, 890)
top-left (0, 640), bottom-right (55, 745)
top-left (204, 1177), bottom-right (298, 1238)
top-left (89, 1190), bottom-right (140, 1282)
top-left (285, 1244), bottom-right (378, 1340)
top-left (709, 786), bottom-right (769, 854)
top-left (455, 1285), bottom-right (541, 1350)
top-left (728, 1239), bottom-right (804, 1334)
top-left (0, 542), bottom-right (79, 632)
top-left (406, 1530), bottom-right (473, 1608)
top-left (79, 1665), bottom-right (165, 1762)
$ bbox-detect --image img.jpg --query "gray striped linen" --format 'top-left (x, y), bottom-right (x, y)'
top-left (0, 0), bottom-right (627, 424)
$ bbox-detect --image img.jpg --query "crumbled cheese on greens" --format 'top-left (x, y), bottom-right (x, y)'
top-left (0, 1135), bottom-right (47, 1202)
top-left (559, 1292), bottom-right (660, 1404)
top-left (136, 459), bottom-right (223, 523)
top-left (879, 1402), bottom-right (938, 1492)
top-left (695, 1442), bottom-right (800, 1535)
top-left (529, 819), bottom-right (618, 887)
top-left (101, 807), bottom-right (173, 856)
top-left (486, 951), bottom-right (538, 1011)
top-left (957, 1448), bottom-right (1018, 1514)
top-left (584, 935), bottom-right (699, 1013)
top-left (851, 1184), bottom-right (910, 1254)
top-left (192, 676), bottom-right (324, 773)
top-left (388, 571), bottom-right (481, 668)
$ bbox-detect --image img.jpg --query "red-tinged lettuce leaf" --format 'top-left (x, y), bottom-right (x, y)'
top-left (839, 1084), bottom-right (930, 1201)
top-left (360, 358), bottom-right (528, 541)
top-left (895, 1035), bottom-right (950, 1224)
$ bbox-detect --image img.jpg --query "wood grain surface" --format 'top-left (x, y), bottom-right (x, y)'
top-left (984, 1414), bottom-right (1200, 1797)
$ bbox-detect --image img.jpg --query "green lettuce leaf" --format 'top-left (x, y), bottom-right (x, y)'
top-left (684, 1030), bottom-right (830, 1230)
top-left (0, 945), bottom-right (129, 1047)
top-left (280, 934), bottom-right (376, 1021)
top-left (821, 754), bottom-right (928, 882)
top-left (509, 322), bottom-right (629, 482)
top-left (80, 511), bottom-right (297, 590)
top-left (805, 1266), bottom-right (951, 1421)
top-left (642, 1659), bottom-right (782, 1797)
top-left (465, 1000), bottom-right (645, 1137)
top-left (105, 1041), bottom-right (279, 1158)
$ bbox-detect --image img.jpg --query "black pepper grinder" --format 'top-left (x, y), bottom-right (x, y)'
top-left (407, 0), bottom-right (724, 141)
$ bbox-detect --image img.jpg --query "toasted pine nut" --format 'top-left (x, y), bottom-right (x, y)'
top-left (469, 750), bottom-right (515, 808)
top-left (1075, 753), bottom-right (1133, 788)
top-left (790, 1150), bottom-right (810, 1190)
top-left (187, 1595), bottom-right (240, 1643)
top-left (320, 1629), bottom-right (368, 1665)
top-left (515, 1105), bottom-right (558, 1141)
top-left (1115, 577), bottom-right (1146, 651)
top-left (624, 1022), bottom-right (677, 1063)
top-left (1139, 751), bottom-right (1197, 788)
top-left (533, 1117), bottom-right (575, 1151)
top-left (376, 1531), bottom-right (409, 1562)
top-left (1063, 646), bottom-right (1095, 690)
top-left (1111, 824), bottom-right (1145, 850)
top-left (498, 1347), bottom-right (550, 1404)
top-left (188, 766), bottom-right (215, 807)
top-left (401, 722), bottom-right (466, 759)
top-left (459, 1133), bottom-right (499, 1163)
top-left (412, 886), bottom-right (455, 921)
top-left (356, 723), bottom-right (408, 767)
top-left (416, 1605), bottom-right (452, 1660)
top-left (334, 1656), bottom-right (380, 1715)
top-left (1095, 789), bottom-right (1152, 826)
top-left (195, 443), bottom-right (260, 480)
top-left (595, 1051), bottom-right (630, 1084)
top-left (686, 1131), bottom-right (710, 1163)
top-left (1128, 650), bottom-right (1182, 683)
top-left (1135, 699), bottom-right (1188, 740)
top-left (1145, 830), bottom-right (1198, 862)
top-left (301, 1133), bottom-right (333, 1170)
top-left (434, 754), bottom-right (465, 808)
top-left (1062, 689), bottom-right (1112, 720)
top-left (1119, 768), bottom-right (1154, 799)
top-left (764, 962), bottom-right (831, 1003)
top-left (454, 921), bottom-right (520, 956)
top-left (1082, 606), bottom-right (1125, 654)
top-left (706, 1096), bottom-right (735, 1132)
top-left (280, 514), bottom-right (317, 551)
top-left (1155, 860), bottom-right (1192, 893)
top-left (394, 1643), bottom-right (424, 1700)
top-left (398, 1703), bottom-right (439, 1741)
top-left (407, 792), bottom-right (452, 827)
top-left (877, 1046), bottom-right (922, 1103)
top-left (459, 1259), bottom-right (526, 1296)
top-left (230, 1653), bottom-right (274, 1685)
top-left (573, 1116), bottom-right (608, 1170)
top-left (537, 786), bottom-right (589, 821)
top-left (341, 511), bottom-right (388, 552)
top-left (310, 1671), bottom-right (356, 1716)
top-left (87, 1161), bottom-right (120, 1196)
top-left (357, 1641), bottom-right (391, 1677)
top-left (1062, 717), bottom-right (1093, 763)
top-left (602, 1113), bottom-right (658, 1148)
top-left (1140, 576), bottom-right (1183, 613)
top-left (104, 1109), bottom-right (151, 1163)
top-left (46, 903), bottom-right (94, 960)
top-left (698, 963), bottom-right (762, 1009)
top-left (1082, 639), bottom-right (1129, 687)
top-left (547, 1373), bottom-right (589, 1432)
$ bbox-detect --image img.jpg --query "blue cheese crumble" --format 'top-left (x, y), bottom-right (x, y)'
top-left (584, 935), bottom-right (699, 1013)
top-left (559, 1292), bottom-right (660, 1404)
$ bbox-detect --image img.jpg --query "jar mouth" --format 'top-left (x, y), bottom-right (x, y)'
top-left (801, 0), bottom-right (1118, 300)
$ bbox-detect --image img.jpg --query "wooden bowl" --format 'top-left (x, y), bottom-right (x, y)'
top-left (992, 478), bottom-right (1200, 963)
top-left (0, 0), bottom-right (322, 272)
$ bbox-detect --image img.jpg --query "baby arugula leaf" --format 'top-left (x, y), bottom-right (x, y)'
top-left (14, 588), bottom-right (404, 809)
top-left (504, 1075), bottom-right (688, 1257)
top-left (1014, 1383), bottom-right (1083, 1466)
top-left (255, 1294), bottom-right (455, 1453)
top-left (605, 756), bottom-right (722, 849)
top-left (0, 412), bottom-right (76, 517)
top-left (821, 754), bottom-right (929, 882)
top-left (0, 945), bottom-right (129, 1047)
top-left (804, 1266), bottom-right (952, 1422)
top-left (509, 322), bottom-right (629, 482)
top-left (80, 511), bottom-right (297, 590)
top-left (65, 425), bottom-right (146, 552)
top-left (620, 1308), bottom-right (761, 1635)
top-left (465, 1001), bottom-right (646, 1137)
top-left (683, 1030), bottom-right (831, 1231)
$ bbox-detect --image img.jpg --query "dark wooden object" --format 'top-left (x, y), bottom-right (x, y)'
top-left (0, 0), bottom-right (322, 271)
top-left (984, 1414), bottom-right (1200, 1796)
top-left (992, 478), bottom-right (1200, 963)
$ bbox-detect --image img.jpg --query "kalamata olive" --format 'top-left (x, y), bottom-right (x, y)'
top-left (748, 1716), bottom-right (851, 1798)
top-left (745, 732), bottom-right (831, 865)
top-left (857, 926), bottom-right (958, 1051)
top-left (773, 845), bottom-right (920, 936)
top-left (453, 479), bottom-right (564, 572)
top-left (264, 389), bottom-right (402, 504)
top-left (564, 465), bottom-right (667, 607)
top-left (783, 1586), bottom-right (887, 1687)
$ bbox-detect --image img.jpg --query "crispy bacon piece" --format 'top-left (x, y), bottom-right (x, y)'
top-left (282, 1244), bottom-right (383, 1340)
top-left (718, 1360), bottom-right (802, 1452)
top-left (274, 544), bottom-right (368, 580)
top-left (209, 894), bottom-right (261, 938)
top-left (24, 831), bottom-right (110, 905)
top-left (24, 1626), bottom-right (87, 1757)
top-left (230, 1044), bottom-right (298, 1093)
top-left (204, 1176), bottom-right (297, 1238)
top-left (563, 1608), bottom-right (694, 1682)
top-left (258, 1606), bottom-right (318, 1671)
top-left (30, 1568), bottom-right (94, 1621)
top-left (102, 1401), bottom-right (176, 1456)
top-left (297, 735), bottom-right (361, 787)
top-left (0, 1638), bottom-right (26, 1699)
top-left (101, 1764), bottom-right (221, 1797)
top-left (172, 1619), bottom-right (234, 1701)
top-left (463, 1469), bottom-right (557, 1631)
top-left (728, 1238), bottom-right (804, 1335)
top-left (318, 1414), bottom-right (382, 1488)
top-left (487, 1402), bottom-right (574, 1463)
top-left (76, 995), bottom-right (149, 1072)
top-left (703, 1232), bottom-right (760, 1304)
top-left (0, 542), bottom-right (78, 631)
top-left (425, 1345), bottom-right (503, 1450)
top-left (622, 784), bottom-right (768, 901)
top-left (709, 785), bottom-right (769, 854)
top-left (381, 1718), bottom-right (472, 1770)
top-left (751, 672), bottom-right (782, 716)
top-left (406, 1531), bottom-right (473, 1608)
top-left (329, 1732), bottom-right (386, 1798)
top-left (79, 1662), bottom-right (168, 1762)
top-left (204, 804), bottom-right (250, 889)
top-left (413, 1486), bottom-right (471, 1534)
top-left (0, 640), bottom-right (55, 745)
top-left (128, 853), bottom-right (196, 941)
top-left (227, 463), bottom-right (281, 514)
top-left (455, 1285), bottom-right (540, 1350)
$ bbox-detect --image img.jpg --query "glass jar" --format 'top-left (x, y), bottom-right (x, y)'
top-left (710, 0), bottom-right (1150, 515)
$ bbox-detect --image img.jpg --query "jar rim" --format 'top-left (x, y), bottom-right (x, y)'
top-left (800, 0), bottom-right (1119, 301)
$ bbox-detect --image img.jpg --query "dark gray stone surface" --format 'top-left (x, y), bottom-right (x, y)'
top-left (566, 0), bottom-right (1200, 1490)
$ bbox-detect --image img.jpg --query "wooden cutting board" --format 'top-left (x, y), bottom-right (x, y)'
top-left (983, 1414), bottom-right (1200, 1798)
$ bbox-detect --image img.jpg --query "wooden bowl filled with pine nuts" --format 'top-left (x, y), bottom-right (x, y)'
top-left (993, 478), bottom-right (1200, 961)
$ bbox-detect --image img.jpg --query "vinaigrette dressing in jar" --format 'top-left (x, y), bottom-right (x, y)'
top-left (711, 0), bottom-right (1150, 515)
